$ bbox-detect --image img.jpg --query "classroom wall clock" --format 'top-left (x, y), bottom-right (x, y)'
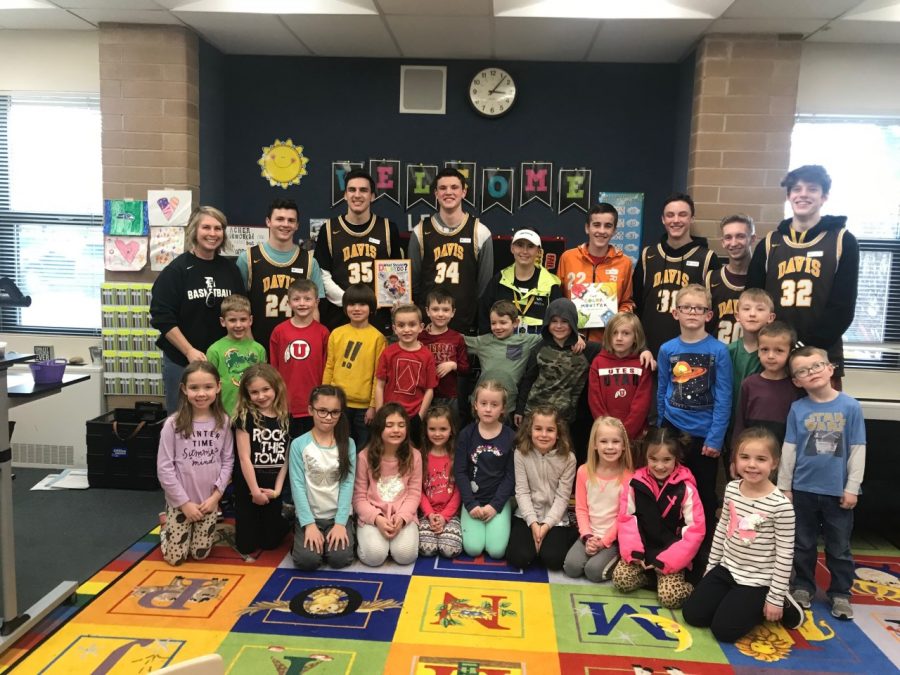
top-left (468, 67), bottom-right (516, 118)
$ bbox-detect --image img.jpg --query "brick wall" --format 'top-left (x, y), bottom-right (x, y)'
top-left (688, 34), bottom-right (802, 252)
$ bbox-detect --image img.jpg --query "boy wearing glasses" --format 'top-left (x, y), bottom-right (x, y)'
top-left (657, 283), bottom-right (733, 539)
top-left (269, 278), bottom-right (330, 438)
top-left (778, 346), bottom-right (866, 621)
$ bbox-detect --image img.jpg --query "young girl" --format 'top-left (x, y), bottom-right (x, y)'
top-left (419, 405), bottom-right (463, 558)
top-left (683, 427), bottom-right (804, 642)
top-left (563, 416), bottom-right (634, 582)
top-left (353, 403), bottom-right (422, 566)
top-left (613, 427), bottom-right (705, 609)
top-left (588, 313), bottom-right (653, 442)
top-left (232, 364), bottom-right (291, 557)
top-left (291, 385), bottom-right (356, 570)
top-left (507, 406), bottom-right (578, 571)
top-left (157, 361), bottom-right (234, 566)
top-left (454, 380), bottom-right (516, 560)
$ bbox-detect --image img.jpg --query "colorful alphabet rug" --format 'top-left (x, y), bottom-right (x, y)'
top-left (2, 526), bottom-right (898, 674)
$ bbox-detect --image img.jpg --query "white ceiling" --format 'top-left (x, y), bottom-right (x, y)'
top-left (0, 0), bottom-right (899, 61)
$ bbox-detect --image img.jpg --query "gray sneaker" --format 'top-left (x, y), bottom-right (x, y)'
top-left (831, 596), bottom-right (854, 620)
top-left (791, 588), bottom-right (812, 609)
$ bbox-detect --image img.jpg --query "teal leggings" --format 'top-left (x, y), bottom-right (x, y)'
top-left (461, 501), bottom-right (512, 559)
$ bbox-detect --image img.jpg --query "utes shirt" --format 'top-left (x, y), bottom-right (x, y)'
top-left (269, 320), bottom-right (330, 417)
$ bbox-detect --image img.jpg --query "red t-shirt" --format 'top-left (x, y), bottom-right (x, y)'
top-left (419, 328), bottom-right (470, 400)
top-left (376, 342), bottom-right (438, 416)
top-left (269, 319), bottom-right (330, 417)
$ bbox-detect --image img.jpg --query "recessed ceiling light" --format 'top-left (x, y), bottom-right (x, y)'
top-left (172, 0), bottom-right (376, 14)
top-left (843, 0), bottom-right (900, 22)
top-left (493, 0), bottom-right (731, 20)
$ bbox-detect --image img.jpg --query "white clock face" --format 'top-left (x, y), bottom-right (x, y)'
top-left (469, 68), bottom-right (516, 118)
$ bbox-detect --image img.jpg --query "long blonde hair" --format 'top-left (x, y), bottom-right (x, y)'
top-left (586, 416), bottom-right (633, 479)
top-left (173, 361), bottom-right (227, 438)
top-left (601, 312), bottom-right (647, 356)
top-left (234, 364), bottom-right (290, 431)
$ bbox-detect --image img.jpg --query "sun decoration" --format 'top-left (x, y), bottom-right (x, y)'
top-left (735, 624), bottom-right (793, 662)
top-left (258, 138), bottom-right (309, 189)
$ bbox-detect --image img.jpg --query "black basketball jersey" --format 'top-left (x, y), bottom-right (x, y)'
top-left (419, 214), bottom-right (479, 333)
top-left (706, 266), bottom-right (745, 344)
top-left (324, 215), bottom-right (395, 289)
top-left (640, 242), bottom-right (716, 355)
top-left (764, 226), bottom-right (846, 353)
top-left (246, 244), bottom-right (314, 350)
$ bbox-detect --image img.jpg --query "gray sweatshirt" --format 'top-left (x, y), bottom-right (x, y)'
top-left (513, 446), bottom-right (576, 527)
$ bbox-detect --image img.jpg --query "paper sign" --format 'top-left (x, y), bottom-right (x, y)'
top-left (104, 236), bottom-right (147, 272)
top-left (375, 259), bottom-right (412, 308)
top-left (148, 189), bottom-right (192, 226)
top-left (221, 226), bottom-right (268, 257)
top-left (149, 226), bottom-right (185, 271)
top-left (104, 200), bottom-right (149, 236)
top-left (570, 281), bottom-right (618, 328)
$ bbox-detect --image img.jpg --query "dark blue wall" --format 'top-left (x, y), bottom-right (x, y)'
top-left (198, 39), bottom-right (226, 208)
top-left (201, 54), bottom-right (683, 246)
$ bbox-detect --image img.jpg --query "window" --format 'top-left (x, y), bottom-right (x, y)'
top-left (0, 94), bottom-right (103, 334)
top-left (789, 116), bottom-right (900, 368)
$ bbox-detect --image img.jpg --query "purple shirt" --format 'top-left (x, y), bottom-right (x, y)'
top-left (157, 415), bottom-right (234, 507)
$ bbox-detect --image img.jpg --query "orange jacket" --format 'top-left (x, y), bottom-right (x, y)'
top-left (557, 243), bottom-right (635, 342)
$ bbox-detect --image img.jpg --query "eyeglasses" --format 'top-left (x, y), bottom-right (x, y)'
top-left (676, 305), bottom-right (709, 314)
top-left (312, 407), bottom-right (342, 419)
top-left (792, 361), bottom-right (830, 379)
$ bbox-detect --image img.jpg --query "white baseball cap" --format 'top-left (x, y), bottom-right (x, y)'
top-left (512, 229), bottom-right (541, 247)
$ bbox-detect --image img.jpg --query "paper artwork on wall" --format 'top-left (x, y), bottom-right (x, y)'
top-left (558, 168), bottom-right (592, 214)
top-left (221, 226), bottom-right (269, 257)
top-left (370, 159), bottom-right (401, 205)
top-left (406, 163), bottom-right (437, 210)
top-left (149, 227), bottom-right (185, 271)
top-left (481, 167), bottom-right (515, 214)
top-left (520, 162), bottom-right (553, 208)
top-left (148, 189), bottom-right (192, 226)
top-left (599, 191), bottom-right (645, 266)
top-left (103, 200), bottom-right (149, 236)
top-left (104, 236), bottom-right (148, 272)
top-left (258, 138), bottom-right (309, 189)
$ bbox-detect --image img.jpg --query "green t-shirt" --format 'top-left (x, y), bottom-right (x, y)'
top-left (464, 332), bottom-right (542, 414)
top-left (206, 336), bottom-right (267, 415)
top-left (728, 338), bottom-right (761, 415)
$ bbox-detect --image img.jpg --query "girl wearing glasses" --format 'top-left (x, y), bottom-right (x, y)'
top-left (290, 385), bottom-right (357, 570)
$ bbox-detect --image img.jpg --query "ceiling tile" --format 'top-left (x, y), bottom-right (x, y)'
top-left (494, 0), bottom-right (732, 20)
top-left (378, 0), bottom-right (490, 16)
top-left (722, 0), bottom-right (866, 20)
top-left (174, 11), bottom-right (310, 54)
top-left (0, 8), bottom-right (93, 28)
top-left (53, 0), bottom-right (162, 8)
top-left (69, 8), bottom-right (184, 25)
top-left (843, 0), bottom-right (900, 21)
top-left (494, 17), bottom-right (599, 61)
top-left (707, 17), bottom-right (828, 34)
top-left (587, 19), bottom-right (710, 62)
top-left (280, 14), bottom-right (399, 57)
top-left (386, 15), bottom-right (492, 58)
top-left (807, 18), bottom-right (900, 41)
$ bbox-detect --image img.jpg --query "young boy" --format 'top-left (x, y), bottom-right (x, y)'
top-left (707, 214), bottom-right (756, 345)
top-left (269, 278), bottom-right (330, 438)
top-left (419, 288), bottom-right (470, 418)
top-left (375, 304), bottom-right (438, 446)
top-left (778, 347), bottom-right (866, 620)
top-left (657, 283), bottom-right (733, 537)
top-left (206, 294), bottom-right (266, 416)
top-left (323, 283), bottom-right (385, 450)
top-left (732, 321), bottom-right (802, 447)
top-left (465, 300), bottom-right (542, 421)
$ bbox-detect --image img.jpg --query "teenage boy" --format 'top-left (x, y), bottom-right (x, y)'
top-left (323, 283), bottom-right (386, 450)
top-left (778, 346), bottom-right (866, 620)
top-left (269, 278), bottom-right (330, 438)
top-left (634, 194), bottom-right (720, 357)
top-left (314, 170), bottom-right (402, 334)
top-left (558, 202), bottom-right (636, 342)
top-left (732, 321), bottom-right (802, 447)
top-left (478, 228), bottom-right (562, 334)
top-left (409, 168), bottom-right (494, 334)
top-left (657, 283), bottom-right (732, 537)
top-left (707, 214), bottom-right (756, 345)
top-left (237, 199), bottom-right (325, 352)
top-left (748, 165), bottom-right (859, 386)
top-left (420, 288), bottom-right (470, 417)
top-left (206, 294), bottom-right (266, 415)
top-left (375, 304), bottom-right (439, 447)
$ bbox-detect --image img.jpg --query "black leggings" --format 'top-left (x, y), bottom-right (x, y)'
top-left (682, 564), bottom-right (770, 643)
top-left (506, 516), bottom-right (577, 571)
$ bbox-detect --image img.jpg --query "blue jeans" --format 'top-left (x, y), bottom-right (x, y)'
top-left (162, 353), bottom-right (185, 414)
top-left (792, 489), bottom-right (855, 599)
top-left (346, 407), bottom-right (370, 451)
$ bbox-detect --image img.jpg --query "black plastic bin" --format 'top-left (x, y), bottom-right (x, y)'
top-left (86, 402), bottom-right (166, 490)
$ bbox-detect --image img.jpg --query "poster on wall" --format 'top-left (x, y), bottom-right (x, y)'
top-left (444, 160), bottom-right (477, 208)
top-left (375, 259), bottom-right (412, 307)
top-left (599, 191), bottom-right (645, 266)
top-left (104, 200), bottom-right (149, 236)
top-left (149, 226), bottom-right (185, 271)
top-left (104, 236), bottom-right (147, 271)
top-left (481, 167), bottom-right (515, 214)
top-left (147, 189), bottom-right (192, 226)
top-left (309, 218), bottom-right (328, 242)
top-left (370, 159), bottom-right (401, 205)
top-left (331, 161), bottom-right (364, 206)
top-left (406, 163), bottom-right (437, 210)
top-left (520, 162), bottom-right (553, 208)
top-left (221, 226), bottom-right (268, 257)
top-left (558, 168), bottom-right (591, 214)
